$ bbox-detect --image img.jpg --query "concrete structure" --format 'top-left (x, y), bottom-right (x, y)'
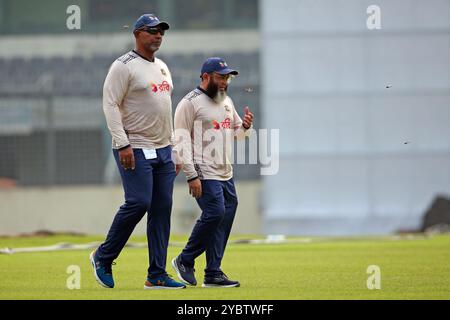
top-left (0, 182), bottom-right (261, 236)
top-left (261, 0), bottom-right (450, 235)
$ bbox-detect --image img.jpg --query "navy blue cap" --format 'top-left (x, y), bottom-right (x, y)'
top-left (133, 14), bottom-right (170, 32)
top-left (200, 57), bottom-right (239, 76)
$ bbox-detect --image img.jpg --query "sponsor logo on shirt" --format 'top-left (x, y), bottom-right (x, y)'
top-left (150, 81), bottom-right (170, 93)
top-left (212, 118), bottom-right (231, 130)
top-left (212, 120), bottom-right (220, 130)
top-left (221, 118), bottom-right (231, 129)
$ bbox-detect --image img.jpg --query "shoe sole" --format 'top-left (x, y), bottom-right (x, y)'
top-left (202, 283), bottom-right (240, 288)
top-left (89, 250), bottom-right (113, 289)
top-left (143, 284), bottom-right (186, 290)
top-left (171, 257), bottom-right (196, 286)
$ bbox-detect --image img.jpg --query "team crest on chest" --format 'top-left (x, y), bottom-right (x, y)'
top-left (161, 69), bottom-right (167, 76)
top-left (224, 105), bottom-right (231, 112)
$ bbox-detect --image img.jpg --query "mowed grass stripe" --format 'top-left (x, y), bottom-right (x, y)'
top-left (0, 235), bottom-right (449, 299)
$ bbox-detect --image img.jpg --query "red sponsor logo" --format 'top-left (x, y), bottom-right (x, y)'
top-left (212, 120), bottom-right (220, 130)
top-left (221, 118), bottom-right (231, 129)
top-left (212, 118), bottom-right (231, 130)
top-left (158, 81), bottom-right (170, 92)
top-left (150, 81), bottom-right (170, 93)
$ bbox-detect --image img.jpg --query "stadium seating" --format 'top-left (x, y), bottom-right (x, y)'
top-left (0, 52), bottom-right (260, 185)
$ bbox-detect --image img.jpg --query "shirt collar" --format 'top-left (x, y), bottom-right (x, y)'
top-left (196, 86), bottom-right (215, 100)
top-left (132, 50), bottom-right (155, 63)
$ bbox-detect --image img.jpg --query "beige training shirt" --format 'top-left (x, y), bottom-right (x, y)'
top-left (174, 87), bottom-right (251, 181)
top-left (103, 50), bottom-right (174, 150)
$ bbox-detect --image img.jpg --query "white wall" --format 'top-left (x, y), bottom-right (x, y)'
top-left (261, 0), bottom-right (450, 235)
top-left (0, 182), bottom-right (262, 236)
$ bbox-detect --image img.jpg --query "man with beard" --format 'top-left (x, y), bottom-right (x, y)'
top-left (171, 57), bottom-right (254, 287)
top-left (90, 14), bottom-right (185, 290)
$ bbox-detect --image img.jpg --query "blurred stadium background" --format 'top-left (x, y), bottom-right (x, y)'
top-left (0, 0), bottom-right (449, 236)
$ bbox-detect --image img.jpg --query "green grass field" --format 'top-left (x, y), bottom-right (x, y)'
top-left (1, 234), bottom-right (449, 300)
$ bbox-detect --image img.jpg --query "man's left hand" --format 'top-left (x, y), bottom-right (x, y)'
top-left (242, 106), bottom-right (254, 129)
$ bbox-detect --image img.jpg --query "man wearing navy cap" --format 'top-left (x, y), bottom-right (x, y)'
top-left (89, 14), bottom-right (185, 290)
top-left (172, 57), bottom-right (254, 287)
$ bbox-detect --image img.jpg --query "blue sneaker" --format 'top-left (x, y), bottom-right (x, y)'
top-left (171, 256), bottom-right (197, 286)
top-left (144, 275), bottom-right (186, 290)
top-left (202, 272), bottom-right (240, 288)
top-left (89, 250), bottom-right (115, 288)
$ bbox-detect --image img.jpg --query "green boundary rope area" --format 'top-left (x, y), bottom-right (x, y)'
top-left (1, 234), bottom-right (449, 299)
top-left (0, 233), bottom-right (432, 254)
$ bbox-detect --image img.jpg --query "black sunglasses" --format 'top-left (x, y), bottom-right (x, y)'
top-left (141, 27), bottom-right (165, 35)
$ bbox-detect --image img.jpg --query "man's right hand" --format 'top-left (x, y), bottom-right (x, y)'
top-left (119, 146), bottom-right (135, 170)
top-left (188, 178), bottom-right (202, 198)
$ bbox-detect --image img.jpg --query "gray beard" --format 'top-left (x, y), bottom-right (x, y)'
top-left (213, 91), bottom-right (227, 103)
top-left (145, 43), bottom-right (160, 53)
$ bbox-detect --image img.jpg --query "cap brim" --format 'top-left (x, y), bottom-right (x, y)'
top-left (216, 68), bottom-right (239, 76)
top-left (135, 21), bottom-right (170, 32)
top-left (155, 21), bottom-right (170, 30)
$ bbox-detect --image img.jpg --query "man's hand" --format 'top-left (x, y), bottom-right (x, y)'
top-left (242, 106), bottom-right (254, 129)
top-left (188, 178), bottom-right (202, 198)
top-left (118, 146), bottom-right (135, 170)
top-left (175, 164), bottom-right (182, 176)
